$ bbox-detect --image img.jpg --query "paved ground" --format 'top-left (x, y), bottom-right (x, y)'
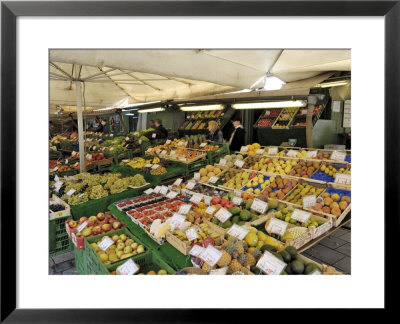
top-left (49, 222), bottom-right (351, 275)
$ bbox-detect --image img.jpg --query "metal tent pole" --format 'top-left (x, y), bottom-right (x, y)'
top-left (75, 81), bottom-right (86, 172)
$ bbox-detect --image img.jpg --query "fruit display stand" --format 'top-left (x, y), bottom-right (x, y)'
top-left (49, 194), bottom-right (71, 220)
top-left (93, 157), bottom-right (115, 172)
top-left (49, 215), bottom-right (73, 257)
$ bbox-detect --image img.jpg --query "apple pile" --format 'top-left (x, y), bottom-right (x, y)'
top-left (67, 212), bottom-right (123, 238)
top-left (211, 196), bottom-right (235, 210)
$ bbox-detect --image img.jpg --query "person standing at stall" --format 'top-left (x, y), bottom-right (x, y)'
top-left (155, 119), bottom-right (168, 138)
top-left (228, 117), bottom-right (245, 152)
top-left (206, 120), bottom-right (223, 143)
top-left (148, 119), bottom-right (155, 129)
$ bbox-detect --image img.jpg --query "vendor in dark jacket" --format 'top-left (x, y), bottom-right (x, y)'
top-left (228, 117), bottom-right (245, 152)
top-left (154, 119), bottom-right (168, 138)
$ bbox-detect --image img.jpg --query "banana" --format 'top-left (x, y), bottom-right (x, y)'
top-left (157, 224), bottom-right (171, 239)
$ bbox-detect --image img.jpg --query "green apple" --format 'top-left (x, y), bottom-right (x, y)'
top-left (137, 245), bottom-right (145, 254)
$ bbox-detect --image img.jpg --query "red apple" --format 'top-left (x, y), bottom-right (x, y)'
top-left (92, 226), bottom-right (102, 235)
top-left (88, 216), bottom-right (97, 223)
top-left (86, 220), bottom-right (94, 227)
top-left (101, 224), bottom-right (111, 232)
top-left (108, 218), bottom-right (115, 225)
top-left (79, 216), bottom-right (88, 223)
top-left (97, 213), bottom-right (105, 221)
top-left (68, 220), bottom-right (77, 228)
top-left (112, 221), bottom-right (121, 230)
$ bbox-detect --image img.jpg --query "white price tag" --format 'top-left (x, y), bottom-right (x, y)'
top-left (144, 164), bottom-right (152, 168)
top-left (189, 245), bottom-right (205, 258)
top-left (78, 193), bottom-right (84, 198)
top-left (170, 150), bottom-right (176, 156)
top-left (146, 148), bottom-right (152, 153)
top-left (76, 221), bottom-right (88, 233)
top-left (232, 196), bottom-right (242, 205)
top-left (185, 228), bottom-right (198, 241)
top-left (303, 195), bottom-right (316, 208)
top-left (234, 160), bottom-right (245, 168)
top-left (265, 110), bottom-right (271, 116)
top-left (54, 181), bottom-right (63, 192)
top-left (144, 188), bottom-right (154, 195)
top-left (227, 224), bottom-right (249, 240)
top-left (200, 143), bottom-right (207, 148)
top-left (118, 259), bottom-right (139, 275)
top-left (173, 178), bottom-right (183, 186)
top-left (291, 209), bottom-right (312, 223)
top-left (215, 208), bottom-right (232, 223)
top-left (256, 251), bottom-right (287, 275)
top-left (193, 172), bottom-right (200, 180)
top-left (138, 140), bottom-right (142, 144)
top-left (152, 164), bottom-right (160, 169)
top-left (330, 151), bottom-right (346, 161)
top-left (310, 269), bottom-right (322, 275)
top-left (268, 147), bottom-right (278, 155)
top-left (74, 162), bottom-right (79, 167)
top-left (185, 181), bottom-right (196, 190)
top-left (153, 186), bottom-right (161, 193)
top-left (240, 146), bottom-right (248, 152)
top-left (234, 190), bottom-right (242, 198)
top-left (160, 186), bottom-right (169, 195)
top-left (205, 206), bottom-right (216, 215)
top-left (256, 149), bottom-right (265, 155)
top-left (155, 149), bottom-right (161, 154)
top-left (209, 267), bottom-right (228, 275)
top-left (202, 245), bottom-right (223, 266)
top-left (267, 218), bottom-right (288, 236)
top-left (152, 133), bottom-right (157, 138)
top-left (86, 154), bottom-right (92, 160)
top-left (66, 189), bottom-right (76, 196)
top-left (170, 213), bottom-right (186, 230)
top-left (52, 166), bottom-right (58, 171)
top-left (204, 196), bottom-right (212, 206)
top-left (313, 219), bottom-right (332, 239)
top-left (166, 139), bottom-right (171, 145)
top-left (250, 198), bottom-right (268, 214)
top-left (54, 175), bottom-right (59, 182)
top-left (190, 194), bottom-right (203, 204)
top-left (166, 191), bottom-right (178, 199)
top-left (161, 150), bottom-right (167, 155)
top-left (219, 158), bottom-right (227, 166)
top-left (125, 137), bottom-right (130, 141)
top-left (334, 173), bottom-right (351, 185)
top-left (178, 204), bottom-right (192, 215)
top-left (65, 159), bottom-right (68, 164)
top-left (287, 150), bottom-right (299, 157)
top-left (208, 176), bottom-right (218, 184)
top-left (98, 236), bottom-right (114, 251)
top-left (306, 150), bottom-right (318, 158)
top-left (72, 151), bottom-right (76, 156)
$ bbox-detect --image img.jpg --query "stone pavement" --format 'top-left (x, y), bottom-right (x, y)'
top-left (49, 222), bottom-right (351, 275)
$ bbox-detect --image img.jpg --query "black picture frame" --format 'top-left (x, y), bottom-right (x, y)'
top-left (1, 0), bottom-right (398, 321)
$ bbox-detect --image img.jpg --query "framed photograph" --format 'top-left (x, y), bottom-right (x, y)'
top-left (1, 0), bottom-right (397, 321)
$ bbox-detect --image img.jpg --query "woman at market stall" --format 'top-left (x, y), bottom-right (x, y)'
top-left (206, 120), bottom-right (223, 143)
top-left (228, 117), bottom-right (245, 152)
top-left (154, 119), bottom-right (168, 138)
top-left (94, 116), bottom-right (104, 132)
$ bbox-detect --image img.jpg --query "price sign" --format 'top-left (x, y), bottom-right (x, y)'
top-left (146, 148), bottom-right (152, 153)
top-left (98, 236), bottom-right (114, 251)
top-left (138, 140), bottom-right (142, 144)
top-left (265, 110), bottom-right (271, 116)
top-left (170, 150), bottom-right (176, 156)
top-left (266, 218), bottom-right (288, 236)
top-left (74, 162), bottom-right (79, 167)
top-left (54, 181), bottom-right (63, 192)
top-left (166, 139), bottom-right (171, 145)
top-left (310, 269), bottom-right (322, 275)
top-left (152, 133), bottom-right (157, 138)
top-left (219, 158), bottom-right (227, 166)
top-left (161, 150), bottom-right (167, 155)
top-left (330, 151), bottom-right (346, 161)
top-left (152, 164), bottom-right (160, 169)
top-left (200, 143), bottom-right (207, 148)
top-left (306, 150), bottom-right (318, 158)
top-left (234, 160), bottom-right (245, 168)
top-left (54, 175), bottom-right (59, 182)
top-left (166, 191), bottom-right (178, 199)
top-left (303, 195), bottom-right (316, 208)
top-left (189, 245), bottom-right (205, 258)
top-left (205, 206), bottom-right (216, 215)
top-left (86, 154), bottom-right (92, 160)
top-left (160, 186), bottom-right (169, 195)
top-left (227, 224), bottom-right (249, 240)
top-left (173, 178), bottom-right (183, 186)
top-left (204, 196), bottom-right (212, 206)
top-left (313, 219), bottom-right (332, 239)
top-left (240, 146), bottom-right (248, 152)
top-left (78, 193), bottom-right (84, 198)
top-left (190, 194), bottom-right (203, 204)
top-left (155, 149), bottom-right (161, 154)
top-left (144, 164), bottom-right (152, 168)
top-left (202, 246), bottom-right (223, 266)
top-left (76, 221), bottom-right (88, 233)
top-left (256, 149), bottom-right (265, 155)
top-left (72, 151), bottom-right (76, 156)
top-left (208, 176), bottom-right (218, 184)
top-left (185, 228), bottom-right (198, 241)
top-left (234, 190), bottom-right (242, 198)
top-left (256, 251), bottom-right (287, 275)
top-left (232, 196), bottom-right (242, 205)
top-left (144, 188), bottom-right (154, 195)
top-left (291, 209), bottom-right (312, 223)
top-left (193, 172), bottom-right (200, 180)
top-left (170, 213), bottom-right (186, 230)
top-left (268, 147), bottom-right (278, 155)
top-left (335, 173), bottom-right (351, 185)
top-left (185, 181), bottom-right (196, 190)
top-left (178, 204), bottom-right (191, 215)
top-left (118, 259), bottom-right (139, 275)
top-left (153, 186), bottom-right (161, 193)
top-left (209, 267), bottom-right (228, 275)
top-left (287, 150), bottom-right (299, 157)
top-left (65, 159), bottom-right (69, 164)
top-left (250, 199), bottom-right (268, 214)
top-left (215, 208), bottom-right (232, 223)
top-left (66, 189), bottom-right (76, 196)
top-left (52, 166), bottom-right (58, 172)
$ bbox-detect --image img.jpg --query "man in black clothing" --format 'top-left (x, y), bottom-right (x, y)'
top-left (148, 119), bottom-right (155, 129)
top-left (154, 119), bottom-right (168, 138)
top-left (228, 117), bottom-right (245, 152)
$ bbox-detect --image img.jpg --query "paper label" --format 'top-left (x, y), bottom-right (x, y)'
top-left (66, 189), bottom-right (76, 196)
top-left (185, 181), bottom-right (196, 190)
top-left (205, 206), bottom-right (216, 215)
top-left (266, 218), bottom-right (288, 236)
top-left (170, 213), bottom-right (186, 230)
top-left (152, 133), bottom-right (157, 138)
top-left (208, 176), bottom-right (218, 184)
top-left (161, 150), bottom-right (167, 155)
top-left (166, 191), bottom-right (178, 199)
top-left (151, 164), bottom-right (160, 169)
top-left (178, 204), bottom-right (191, 215)
top-left (256, 149), bottom-right (265, 155)
top-left (146, 148), bottom-right (152, 153)
top-left (54, 181), bottom-right (63, 192)
top-left (190, 194), bottom-right (203, 204)
top-left (291, 209), bottom-right (312, 223)
top-left (153, 186), bottom-right (161, 193)
top-left (240, 146), bottom-right (248, 152)
top-left (200, 143), bottom-right (207, 148)
top-left (227, 224), bottom-right (249, 240)
top-left (204, 196), bottom-right (212, 206)
top-left (215, 208), bottom-right (232, 223)
top-left (330, 151), bottom-right (346, 161)
top-left (202, 245), bottom-right (223, 266)
top-left (256, 251), bottom-right (287, 275)
top-left (72, 151), bottom-right (76, 156)
top-left (54, 175), bottom-right (59, 182)
top-left (234, 160), bottom-right (245, 168)
top-left (306, 150), bottom-right (318, 158)
top-left (313, 219), bottom-right (332, 238)
top-left (144, 188), bottom-right (154, 195)
top-left (209, 267), bottom-right (228, 275)
top-left (166, 139), bottom-right (171, 145)
top-left (287, 150), bottom-right (299, 157)
top-left (74, 162), bottom-right (79, 167)
top-left (76, 221), bottom-right (88, 233)
top-left (170, 150), bottom-right (176, 156)
top-left (173, 178), bottom-right (183, 186)
top-left (118, 259), bottom-right (139, 275)
top-left (310, 269), bottom-right (322, 275)
top-left (53, 166), bottom-right (58, 171)
top-left (189, 245), bottom-right (205, 258)
top-left (234, 190), bottom-right (242, 198)
top-left (185, 228), bottom-right (198, 241)
top-left (78, 193), bottom-right (84, 198)
top-left (334, 173), bottom-right (351, 185)
top-left (98, 236), bottom-right (114, 251)
top-left (232, 197), bottom-right (242, 205)
top-left (219, 158), bottom-right (227, 166)
top-left (155, 149), bottom-right (161, 154)
top-left (251, 198), bottom-right (268, 214)
top-left (138, 140), bottom-right (142, 144)
top-left (303, 195), bottom-right (316, 208)
top-left (65, 159), bottom-right (69, 164)
top-left (144, 164), bottom-right (152, 168)
top-left (268, 147), bottom-right (278, 155)
top-left (194, 172), bottom-right (200, 180)
top-left (160, 186), bottom-right (169, 195)
top-left (86, 154), bottom-right (92, 160)
top-left (265, 110), bottom-right (271, 116)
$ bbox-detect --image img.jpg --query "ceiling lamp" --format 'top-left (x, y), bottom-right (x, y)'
top-left (180, 104), bottom-right (224, 111)
top-left (232, 100), bottom-right (307, 109)
top-left (316, 80), bottom-right (350, 88)
top-left (138, 107), bottom-right (165, 113)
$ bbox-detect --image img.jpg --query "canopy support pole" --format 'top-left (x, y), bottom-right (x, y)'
top-left (306, 95), bottom-right (317, 148)
top-left (116, 110), bottom-right (129, 135)
top-left (75, 81), bottom-right (86, 172)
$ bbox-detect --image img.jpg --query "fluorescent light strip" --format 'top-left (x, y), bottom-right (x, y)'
top-left (138, 107), bottom-right (165, 113)
top-left (316, 80), bottom-right (350, 88)
top-left (232, 100), bottom-right (307, 109)
top-left (180, 104), bottom-right (223, 111)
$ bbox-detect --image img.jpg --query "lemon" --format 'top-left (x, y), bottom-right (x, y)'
top-left (245, 232), bottom-right (259, 247)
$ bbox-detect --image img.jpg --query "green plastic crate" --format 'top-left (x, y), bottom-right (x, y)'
top-left (206, 143), bottom-right (230, 164)
top-left (49, 238), bottom-right (73, 258)
top-left (84, 228), bottom-right (149, 275)
top-left (74, 246), bottom-right (88, 274)
top-left (49, 215), bottom-right (71, 252)
top-left (49, 150), bottom-right (62, 160)
top-left (113, 150), bottom-right (133, 165)
top-left (183, 158), bottom-right (208, 175)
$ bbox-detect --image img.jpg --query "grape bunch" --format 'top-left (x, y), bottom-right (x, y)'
top-left (49, 204), bottom-right (65, 212)
top-left (68, 192), bottom-right (89, 205)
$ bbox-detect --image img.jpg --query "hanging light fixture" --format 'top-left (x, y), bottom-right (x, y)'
top-left (232, 100), bottom-right (307, 110)
top-left (138, 107), bottom-right (165, 113)
top-left (180, 104), bottom-right (223, 111)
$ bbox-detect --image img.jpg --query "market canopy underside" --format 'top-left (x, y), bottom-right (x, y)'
top-left (49, 49), bottom-right (350, 114)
